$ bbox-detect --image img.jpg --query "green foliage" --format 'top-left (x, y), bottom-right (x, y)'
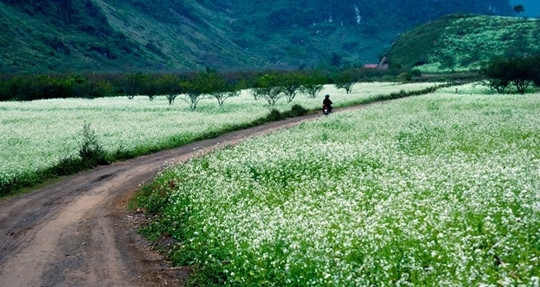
top-left (279, 71), bottom-right (304, 103)
top-left (334, 68), bottom-right (361, 93)
top-left (254, 73), bottom-right (285, 106)
top-left (410, 69), bottom-right (422, 77)
top-left (79, 122), bottom-right (108, 167)
top-left (286, 104), bottom-right (308, 117)
top-left (181, 71), bottom-right (217, 110)
top-left (202, 72), bottom-right (241, 108)
top-left (0, 0), bottom-right (514, 73)
top-left (481, 55), bottom-right (540, 94)
top-left (265, 109), bottom-right (284, 121)
top-left (300, 71), bottom-right (326, 98)
top-left (263, 104), bottom-right (309, 121)
top-left (398, 72), bottom-right (412, 83)
top-left (513, 5), bottom-right (525, 13)
top-left (155, 74), bottom-right (184, 105)
top-left (387, 14), bottom-right (540, 72)
top-left (0, 73), bottom-right (120, 100)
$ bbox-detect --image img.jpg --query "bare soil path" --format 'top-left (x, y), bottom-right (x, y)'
top-left (0, 111), bottom-right (335, 287)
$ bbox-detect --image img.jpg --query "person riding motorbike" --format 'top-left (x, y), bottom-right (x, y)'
top-left (322, 94), bottom-right (333, 114)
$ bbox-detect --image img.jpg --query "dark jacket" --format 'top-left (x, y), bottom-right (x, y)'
top-left (323, 98), bottom-right (332, 107)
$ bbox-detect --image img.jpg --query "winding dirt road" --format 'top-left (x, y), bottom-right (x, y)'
top-left (0, 112), bottom-right (326, 287)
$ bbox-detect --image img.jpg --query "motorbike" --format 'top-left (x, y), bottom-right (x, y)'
top-left (322, 104), bottom-right (332, 115)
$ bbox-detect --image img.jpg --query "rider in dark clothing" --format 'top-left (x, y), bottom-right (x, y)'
top-left (322, 94), bottom-right (333, 113)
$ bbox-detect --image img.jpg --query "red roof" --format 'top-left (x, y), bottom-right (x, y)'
top-left (363, 64), bottom-right (379, 69)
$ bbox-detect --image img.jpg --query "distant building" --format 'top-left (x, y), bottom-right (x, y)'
top-left (363, 56), bottom-right (388, 70)
top-left (363, 64), bottom-right (379, 69)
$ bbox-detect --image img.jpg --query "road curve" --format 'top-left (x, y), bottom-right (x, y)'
top-left (0, 112), bottom-right (325, 286)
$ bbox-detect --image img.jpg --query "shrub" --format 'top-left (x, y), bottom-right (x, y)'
top-left (266, 109), bottom-right (284, 121)
top-left (288, 104), bottom-right (308, 117)
top-left (398, 72), bottom-right (412, 83)
top-left (79, 123), bottom-right (108, 168)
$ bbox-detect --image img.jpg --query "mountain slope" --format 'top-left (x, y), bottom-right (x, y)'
top-left (220, 0), bottom-right (513, 69)
top-left (0, 0), bottom-right (514, 73)
top-left (0, 0), bottom-right (160, 73)
top-left (386, 14), bottom-right (540, 72)
top-left (0, 0), bottom-right (266, 73)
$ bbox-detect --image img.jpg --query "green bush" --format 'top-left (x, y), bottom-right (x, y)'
top-left (288, 104), bottom-right (308, 117)
top-left (79, 123), bottom-right (108, 168)
top-left (266, 109), bottom-right (284, 121)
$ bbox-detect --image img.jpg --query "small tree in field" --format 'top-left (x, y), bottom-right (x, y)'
top-left (513, 5), bottom-right (525, 15)
top-left (254, 73), bottom-right (284, 106)
top-left (334, 68), bottom-right (358, 94)
top-left (300, 72), bottom-right (325, 98)
top-left (79, 122), bottom-right (107, 167)
top-left (124, 72), bottom-right (153, 99)
top-left (205, 72), bottom-right (240, 108)
top-left (183, 73), bottom-right (205, 110)
top-left (143, 75), bottom-right (160, 101)
top-left (183, 70), bottom-right (228, 110)
top-left (280, 71), bottom-right (304, 103)
top-left (156, 74), bottom-right (184, 105)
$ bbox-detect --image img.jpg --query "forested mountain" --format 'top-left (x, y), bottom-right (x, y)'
top-left (0, 0), bottom-right (514, 73)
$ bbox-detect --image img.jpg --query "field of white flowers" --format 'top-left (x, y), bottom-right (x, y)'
top-left (0, 82), bottom-right (438, 194)
top-left (139, 86), bottom-right (540, 286)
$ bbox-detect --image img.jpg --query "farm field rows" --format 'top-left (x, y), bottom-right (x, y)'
top-left (137, 86), bottom-right (540, 286)
top-left (0, 82), bottom-right (438, 195)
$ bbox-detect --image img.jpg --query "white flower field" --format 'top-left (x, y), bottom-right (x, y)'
top-left (2, 81), bottom-right (539, 285)
top-left (140, 85), bottom-right (540, 286)
top-left (0, 82), bottom-right (437, 194)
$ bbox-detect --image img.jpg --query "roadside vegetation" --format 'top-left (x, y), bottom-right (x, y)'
top-left (135, 84), bottom-right (540, 286)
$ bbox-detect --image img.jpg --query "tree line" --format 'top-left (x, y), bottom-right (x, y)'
top-left (481, 55), bottom-right (540, 94)
top-left (0, 68), bottom-right (394, 107)
top-left (2, 53), bottom-right (538, 107)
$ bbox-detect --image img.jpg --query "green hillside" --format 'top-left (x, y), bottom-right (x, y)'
top-left (387, 14), bottom-right (540, 72)
top-left (0, 0), bottom-right (156, 73)
top-left (0, 0), bottom-right (515, 73)
top-left (0, 0), bottom-right (267, 73)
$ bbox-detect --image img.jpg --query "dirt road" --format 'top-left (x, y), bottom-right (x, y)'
top-left (0, 113), bottom-right (325, 287)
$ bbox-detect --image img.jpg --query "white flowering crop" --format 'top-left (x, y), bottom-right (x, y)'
top-left (0, 82), bottom-right (436, 192)
top-left (145, 91), bottom-right (540, 286)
